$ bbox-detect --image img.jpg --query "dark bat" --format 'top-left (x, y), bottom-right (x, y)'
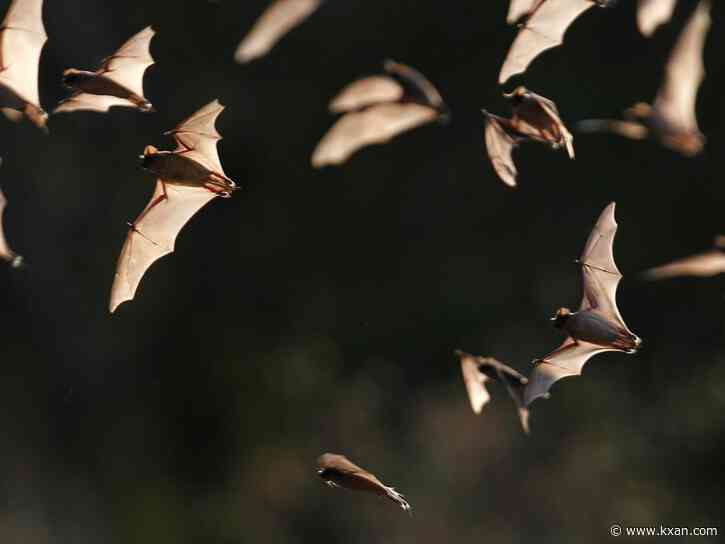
top-left (311, 60), bottom-right (448, 168)
top-left (483, 86), bottom-right (573, 188)
top-left (638, 0), bottom-right (677, 36)
top-left (525, 202), bottom-right (642, 406)
top-left (316, 453), bottom-right (411, 513)
top-left (54, 27), bottom-right (155, 114)
top-left (0, 188), bottom-right (23, 268)
top-left (109, 100), bottom-right (237, 313)
top-left (499, 0), bottom-right (613, 84)
top-left (0, 0), bottom-right (48, 131)
top-left (643, 236), bottom-right (725, 280)
top-left (578, 0), bottom-right (710, 156)
top-left (234, 0), bottom-right (322, 63)
top-left (456, 350), bottom-right (530, 434)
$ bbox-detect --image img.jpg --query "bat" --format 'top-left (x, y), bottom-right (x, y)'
top-left (456, 350), bottom-right (530, 434)
top-left (525, 202), bottom-right (642, 406)
top-left (499, 0), bottom-right (613, 84)
top-left (0, 0), bottom-right (48, 131)
top-left (507, 0), bottom-right (545, 24)
top-left (109, 100), bottom-right (237, 313)
top-left (643, 236), bottom-right (725, 280)
top-left (0, 188), bottom-right (23, 268)
top-left (234, 0), bottom-right (322, 63)
top-left (316, 453), bottom-right (411, 513)
top-left (577, 0), bottom-right (710, 156)
top-left (311, 60), bottom-right (448, 168)
top-left (482, 86), bottom-right (573, 188)
top-left (638, 0), bottom-right (677, 37)
top-left (54, 26), bottom-right (155, 114)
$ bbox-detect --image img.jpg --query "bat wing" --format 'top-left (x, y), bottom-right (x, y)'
top-left (0, 188), bottom-right (21, 266)
top-left (459, 355), bottom-right (491, 414)
top-left (652, 0), bottom-right (710, 134)
top-left (311, 102), bottom-right (438, 167)
top-left (524, 338), bottom-right (615, 405)
top-left (483, 111), bottom-right (519, 188)
top-left (637, 0), bottom-right (677, 37)
top-left (507, 0), bottom-right (544, 24)
top-left (499, 0), bottom-right (595, 84)
top-left (495, 364), bottom-right (530, 433)
top-left (513, 91), bottom-right (575, 157)
top-left (0, 0), bottom-right (47, 111)
top-left (328, 75), bottom-right (403, 113)
top-left (97, 26), bottom-right (155, 100)
top-left (234, 0), bottom-right (322, 63)
top-left (383, 60), bottom-right (446, 111)
top-left (165, 99), bottom-right (227, 178)
top-left (642, 250), bottom-right (725, 280)
top-left (53, 93), bottom-right (137, 114)
top-left (109, 181), bottom-right (216, 313)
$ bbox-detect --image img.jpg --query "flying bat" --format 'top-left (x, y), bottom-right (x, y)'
top-left (578, 0), bottom-right (710, 156)
top-left (499, 0), bottom-right (614, 84)
top-left (234, 0), bottom-right (322, 63)
top-left (0, 0), bottom-right (48, 131)
top-left (643, 235), bottom-right (725, 280)
top-left (0, 188), bottom-right (23, 268)
top-left (311, 59), bottom-right (449, 168)
top-left (525, 202), bottom-right (642, 406)
top-left (638, 0), bottom-right (677, 37)
top-left (482, 86), bottom-right (574, 188)
top-left (54, 26), bottom-right (155, 114)
top-left (456, 350), bottom-right (530, 434)
top-left (109, 100), bottom-right (237, 313)
top-left (316, 453), bottom-right (411, 513)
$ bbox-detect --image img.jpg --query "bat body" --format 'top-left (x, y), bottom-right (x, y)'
top-left (578, 0), bottom-right (710, 156)
top-left (643, 236), bottom-right (725, 280)
top-left (109, 100), bottom-right (236, 313)
top-left (312, 60), bottom-right (448, 168)
top-left (0, 188), bottom-right (23, 268)
top-left (499, 0), bottom-right (613, 84)
top-left (456, 350), bottom-right (530, 433)
top-left (234, 0), bottom-right (321, 63)
top-left (638, 0), bottom-right (677, 37)
top-left (483, 86), bottom-right (573, 188)
top-left (55, 27), bottom-right (155, 114)
top-left (316, 453), bottom-right (411, 513)
top-left (0, 0), bottom-right (48, 131)
top-left (525, 202), bottom-right (641, 406)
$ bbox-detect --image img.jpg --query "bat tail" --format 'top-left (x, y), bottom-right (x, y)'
top-left (384, 486), bottom-right (412, 514)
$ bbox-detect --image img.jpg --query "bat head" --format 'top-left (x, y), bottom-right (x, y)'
top-left (139, 145), bottom-right (159, 169)
top-left (550, 307), bottom-right (572, 328)
top-left (503, 86), bottom-right (529, 105)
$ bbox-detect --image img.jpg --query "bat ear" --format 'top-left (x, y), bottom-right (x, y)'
top-left (143, 145), bottom-right (158, 156)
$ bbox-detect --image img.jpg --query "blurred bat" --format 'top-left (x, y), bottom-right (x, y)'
top-left (507, 0), bottom-right (544, 24)
top-left (525, 203), bottom-right (641, 406)
top-left (54, 27), bottom-right (155, 114)
top-left (482, 86), bottom-right (573, 188)
top-left (578, 0), bottom-right (710, 156)
top-left (643, 236), bottom-right (725, 280)
top-left (638, 0), bottom-right (677, 37)
top-left (456, 350), bottom-right (530, 434)
top-left (234, 0), bottom-right (321, 63)
top-left (316, 453), bottom-right (411, 513)
top-left (109, 100), bottom-right (237, 313)
top-left (311, 60), bottom-right (448, 167)
top-left (0, 188), bottom-right (23, 268)
top-left (499, 0), bottom-right (613, 84)
top-left (0, 0), bottom-right (48, 131)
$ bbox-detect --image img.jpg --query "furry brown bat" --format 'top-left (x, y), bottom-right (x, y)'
top-left (311, 59), bottom-right (448, 168)
top-left (54, 27), bottom-right (155, 114)
top-left (643, 236), bottom-right (725, 280)
top-left (499, 0), bottom-right (613, 84)
top-left (0, 188), bottom-right (23, 268)
top-left (638, 0), bottom-right (677, 37)
top-left (234, 0), bottom-right (322, 63)
top-left (578, 0), bottom-right (710, 156)
top-left (316, 453), bottom-right (411, 513)
top-left (456, 350), bottom-right (530, 434)
top-left (482, 86), bottom-right (573, 188)
top-left (0, 0), bottom-right (48, 131)
top-left (525, 203), bottom-right (641, 406)
top-left (109, 100), bottom-right (237, 313)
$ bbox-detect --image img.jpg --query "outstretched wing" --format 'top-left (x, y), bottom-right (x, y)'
top-left (97, 26), bottom-right (155, 99)
top-left (165, 99), bottom-right (227, 177)
top-left (384, 60), bottom-right (446, 112)
top-left (0, 0), bottom-right (47, 110)
top-left (642, 250), bottom-right (725, 280)
top-left (524, 338), bottom-right (615, 405)
top-left (637, 0), bottom-right (677, 37)
top-left (495, 364), bottom-right (530, 434)
top-left (53, 94), bottom-right (138, 114)
top-left (483, 111), bottom-right (519, 188)
top-left (653, 0), bottom-right (710, 134)
top-left (109, 181), bottom-right (216, 313)
top-left (0, 188), bottom-right (21, 266)
top-left (311, 102), bottom-right (438, 167)
top-left (234, 0), bottom-right (322, 63)
top-left (499, 0), bottom-right (596, 84)
top-left (511, 90), bottom-right (574, 158)
top-left (458, 353), bottom-right (491, 414)
top-left (328, 75), bottom-right (403, 113)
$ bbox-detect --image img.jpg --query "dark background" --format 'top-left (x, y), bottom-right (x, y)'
top-left (1, 0), bottom-right (723, 542)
